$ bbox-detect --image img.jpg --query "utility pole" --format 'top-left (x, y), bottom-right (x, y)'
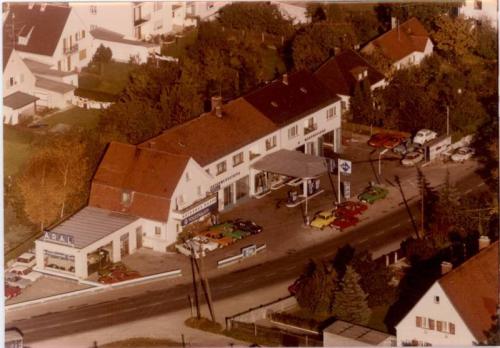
top-left (189, 246), bottom-right (201, 319)
top-left (421, 181), bottom-right (425, 238)
top-left (196, 244), bottom-right (216, 322)
top-left (446, 105), bottom-right (450, 136)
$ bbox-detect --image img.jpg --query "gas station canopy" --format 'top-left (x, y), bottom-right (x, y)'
top-left (252, 149), bottom-right (327, 178)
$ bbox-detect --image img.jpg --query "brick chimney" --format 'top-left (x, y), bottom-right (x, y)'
top-left (479, 235), bottom-right (491, 250)
top-left (211, 96), bottom-right (223, 118)
top-left (282, 74), bottom-right (288, 85)
top-left (441, 261), bottom-right (453, 275)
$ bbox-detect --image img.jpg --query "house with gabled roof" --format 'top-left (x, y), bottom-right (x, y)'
top-left (314, 49), bottom-right (386, 114)
top-left (396, 238), bottom-right (498, 346)
top-left (361, 17), bottom-right (433, 71)
top-left (4, 3), bottom-right (92, 72)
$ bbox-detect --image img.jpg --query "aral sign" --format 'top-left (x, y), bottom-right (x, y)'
top-left (43, 231), bottom-right (75, 247)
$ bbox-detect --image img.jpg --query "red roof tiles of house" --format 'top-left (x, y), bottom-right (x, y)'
top-left (314, 49), bottom-right (385, 97)
top-left (438, 241), bottom-right (499, 342)
top-left (139, 98), bottom-right (278, 167)
top-left (361, 17), bottom-right (431, 63)
top-left (4, 4), bottom-right (71, 57)
top-left (89, 142), bottom-right (190, 222)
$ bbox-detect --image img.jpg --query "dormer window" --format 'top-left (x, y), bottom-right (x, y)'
top-left (17, 26), bottom-right (34, 46)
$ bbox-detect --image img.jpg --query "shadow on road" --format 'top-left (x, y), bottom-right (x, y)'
top-left (394, 175), bottom-right (419, 239)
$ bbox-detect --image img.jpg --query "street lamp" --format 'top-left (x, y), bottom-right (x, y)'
top-left (378, 148), bottom-right (389, 177)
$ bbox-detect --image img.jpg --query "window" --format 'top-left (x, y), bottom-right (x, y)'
top-left (9, 77), bottom-right (14, 87)
top-left (205, 168), bottom-right (210, 175)
top-left (89, 5), bottom-right (97, 14)
top-left (429, 319), bottom-right (435, 330)
top-left (216, 161), bottom-right (227, 175)
top-left (233, 152), bottom-right (244, 167)
top-left (266, 136), bottom-right (277, 150)
top-left (416, 316), bottom-right (422, 328)
top-left (176, 195), bottom-right (184, 208)
top-left (206, 1), bottom-right (214, 9)
top-left (79, 49), bottom-right (87, 61)
top-left (76, 32), bottom-right (79, 41)
top-left (155, 226), bottom-right (161, 236)
top-left (57, 61), bottom-right (61, 71)
top-left (436, 320), bottom-right (443, 332)
top-left (327, 107), bottom-right (334, 120)
top-left (82, 30), bottom-right (86, 39)
top-left (197, 186), bottom-right (202, 196)
top-left (474, 0), bottom-right (482, 9)
top-left (449, 322), bottom-right (455, 335)
top-left (153, 2), bottom-right (163, 11)
top-left (434, 296), bottom-right (440, 304)
top-left (121, 191), bottom-right (131, 204)
top-left (185, 172), bottom-right (190, 182)
top-left (288, 125), bottom-right (298, 139)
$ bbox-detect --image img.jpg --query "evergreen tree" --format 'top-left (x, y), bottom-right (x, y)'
top-left (296, 259), bottom-right (338, 316)
top-left (416, 168), bottom-right (440, 236)
top-left (333, 266), bottom-right (371, 325)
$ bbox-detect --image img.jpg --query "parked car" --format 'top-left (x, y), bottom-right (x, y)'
top-left (358, 186), bottom-right (389, 204)
top-left (413, 129), bottom-right (437, 145)
top-left (14, 252), bottom-right (36, 268)
top-left (335, 201), bottom-right (368, 217)
top-left (6, 276), bottom-right (31, 289)
top-left (5, 285), bottom-right (21, 299)
top-left (393, 138), bottom-right (417, 156)
top-left (9, 265), bottom-right (32, 276)
top-left (231, 219), bottom-right (263, 235)
top-left (198, 230), bottom-right (235, 247)
top-left (20, 271), bottom-right (43, 283)
top-left (310, 210), bottom-right (336, 230)
top-left (191, 236), bottom-right (220, 253)
top-left (401, 151), bottom-right (424, 167)
top-left (451, 147), bottom-right (475, 163)
top-left (368, 133), bottom-right (391, 148)
top-left (383, 135), bottom-right (406, 149)
top-left (331, 215), bottom-right (359, 230)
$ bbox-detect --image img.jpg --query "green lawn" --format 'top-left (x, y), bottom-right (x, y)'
top-left (44, 107), bottom-right (102, 129)
top-left (3, 126), bottom-right (36, 177)
top-left (260, 46), bottom-right (286, 81)
top-left (161, 29), bottom-right (198, 58)
top-left (79, 61), bottom-right (135, 95)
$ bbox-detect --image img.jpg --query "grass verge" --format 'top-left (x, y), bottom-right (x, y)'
top-left (100, 337), bottom-right (181, 347)
top-left (43, 107), bottom-right (102, 129)
top-left (184, 317), bottom-right (223, 334)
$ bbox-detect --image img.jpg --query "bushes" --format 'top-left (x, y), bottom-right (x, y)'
top-left (74, 88), bottom-right (118, 102)
top-left (184, 317), bottom-right (223, 334)
top-left (269, 311), bottom-right (321, 331)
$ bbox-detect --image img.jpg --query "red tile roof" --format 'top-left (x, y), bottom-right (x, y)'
top-left (362, 17), bottom-right (430, 63)
top-left (4, 4), bottom-right (71, 57)
top-left (139, 98), bottom-right (278, 167)
top-left (314, 49), bottom-right (386, 97)
top-left (89, 142), bottom-right (190, 222)
top-left (438, 241), bottom-right (498, 342)
top-left (244, 70), bottom-right (339, 126)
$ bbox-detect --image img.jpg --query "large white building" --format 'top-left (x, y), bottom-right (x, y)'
top-left (70, 1), bottom-right (227, 40)
top-left (460, 0), bottom-right (498, 28)
top-left (4, 3), bottom-right (92, 72)
top-left (361, 17), bottom-right (433, 71)
top-left (396, 239), bottom-right (498, 346)
top-left (35, 70), bottom-right (343, 279)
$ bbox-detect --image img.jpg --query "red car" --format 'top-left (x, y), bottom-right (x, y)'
top-left (336, 201), bottom-right (368, 217)
top-left (5, 285), bottom-right (21, 299)
top-left (383, 135), bottom-right (406, 149)
top-left (331, 215), bottom-right (359, 230)
top-left (288, 277), bottom-right (303, 295)
top-left (368, 133), bottom-right (391, 148)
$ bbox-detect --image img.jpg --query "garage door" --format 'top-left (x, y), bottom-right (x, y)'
top-left (34, 91), bottom-right (48, 108)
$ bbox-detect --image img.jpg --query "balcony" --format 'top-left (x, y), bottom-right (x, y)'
top-left (171, 194), bottom-right (218, 222)
top-left (64, 44), bottom-right (78, 55)
top-left (304, 123), bottom-right (318, 135)
top-left (134, 13), bottom-right (150, 26)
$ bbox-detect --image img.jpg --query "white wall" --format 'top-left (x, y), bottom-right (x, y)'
top-left (3, 50), bottom-right (36, 96)
top-left (91, 39), bottom-right (158, 64)
top-left (34, 88), bottom-right (74, 110)
top-left (460, 0), bottom-right (498, 27)
top-left (393, 39), bottom-right (433, 70)
top-left (396, 282), bottom-right (477, 346)
top-left (71, 2), bottom-right (134, 38)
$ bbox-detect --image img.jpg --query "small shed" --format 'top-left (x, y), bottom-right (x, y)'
top-left (323, 320), bottom-right (395, 346)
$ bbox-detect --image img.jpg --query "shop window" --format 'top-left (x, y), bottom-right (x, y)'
top-left (265, 136), bottom-right (277, 150)
top-left (288, 125), bottom-right (298, 139)
top-left (155, 226), bottom-right (161, 236)
top-left (44, 250), bottom-right (75, 273)
top-left (216, 161), bottom-right (227, 175)
top-left (233, 152), bottom-right (244, 167)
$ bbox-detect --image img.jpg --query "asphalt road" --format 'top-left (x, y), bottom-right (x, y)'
top-left (9, 172), bottom-right (486, 343)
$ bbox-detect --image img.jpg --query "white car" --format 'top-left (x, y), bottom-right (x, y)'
top-left (191, 236), bottom-right (220, 252)
top-left (413, 129), bottom-right (437, 145)
top-left (13, 252), bottom-right (36, 268)
top-left (451, 147), bottom-right (475, 162)
top-left (402, 151), bottom-right (424, 166)
top-left (20, 271), bottom-right (43, 282)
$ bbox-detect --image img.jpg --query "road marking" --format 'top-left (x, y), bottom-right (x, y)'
top-left (391, 223), bottom-right (401, 229)
top-left (477, 182), bottom-right (485, 187)
top-left (220, 284), bottom-right (234, 290)
top-left (242, 278), bottom-right (254, 284)
top-left (283, 265), bottom-right (298, 271)
top-left (265, 272), bottom-right (277, 278)
top-left (465, 189), bottom-right (472, 194)
top-left (375, 230), bottom-right (386, 236)
top-left (358, 237), bottom-right (368, 244)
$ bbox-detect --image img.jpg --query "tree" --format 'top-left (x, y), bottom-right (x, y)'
top-left (296, 259), bottom-right (338, 316)
top-left (350, 79), bottom-right (376, 125)
top-left (361, 48), bottom-right (392, 75)
top-left (474, 20), bottom-right (498, 60)
top-left (431, 15), bottom-right (475, 62)
top-left (292, 22), bottom-right (356, 70)
top-left (417, 168), bottom-right (440, 234)
top-left (90, 44), bottom-right (113, 74)
top-left (333, 266), bottom-right (371, 325)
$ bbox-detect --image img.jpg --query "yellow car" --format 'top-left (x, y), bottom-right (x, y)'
top-left (310, 210), bottom-right (336, 230)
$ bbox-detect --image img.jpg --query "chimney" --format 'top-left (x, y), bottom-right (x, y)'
top-left (282, 74), bottom-right (288, 85)
top-left (211, 96), bottom-right (222, 112)
top-left (479, 235), bottom-right (491, 250)
top-left (441, 261), bottom-right (453, 275)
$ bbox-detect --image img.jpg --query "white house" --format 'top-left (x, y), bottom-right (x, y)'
top-left (361, 18), bottom-right (433, 71)
top-left (460, 0), bottom-right (498, 28)
top-left (396, 239), bottom-right (498, 346)
top-left (4, 3), bottom-right (92, 72)
top-left (272, 1), bottom-right (309, 24)
top-left (314, 49), bottom-right (387, 114)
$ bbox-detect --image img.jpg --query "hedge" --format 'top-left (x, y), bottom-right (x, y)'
top-left (74, 88), bottom-right (118, 102)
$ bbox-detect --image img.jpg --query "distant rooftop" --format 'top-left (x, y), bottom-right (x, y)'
top-left (324, 320), bottom-right (392, 346)
top-left (90, 26), bottom-right (159, 48)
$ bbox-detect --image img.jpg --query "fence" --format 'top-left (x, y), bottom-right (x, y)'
top-left (217, 244), bottom-right (266, 268)
top-left (343, 122), bottom-right (411, 138)
top-left (229, 320), bottom-right (323, 347)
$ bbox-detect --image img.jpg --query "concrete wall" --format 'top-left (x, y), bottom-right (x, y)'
top-left (396, 282), bottom-right (477, 346)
